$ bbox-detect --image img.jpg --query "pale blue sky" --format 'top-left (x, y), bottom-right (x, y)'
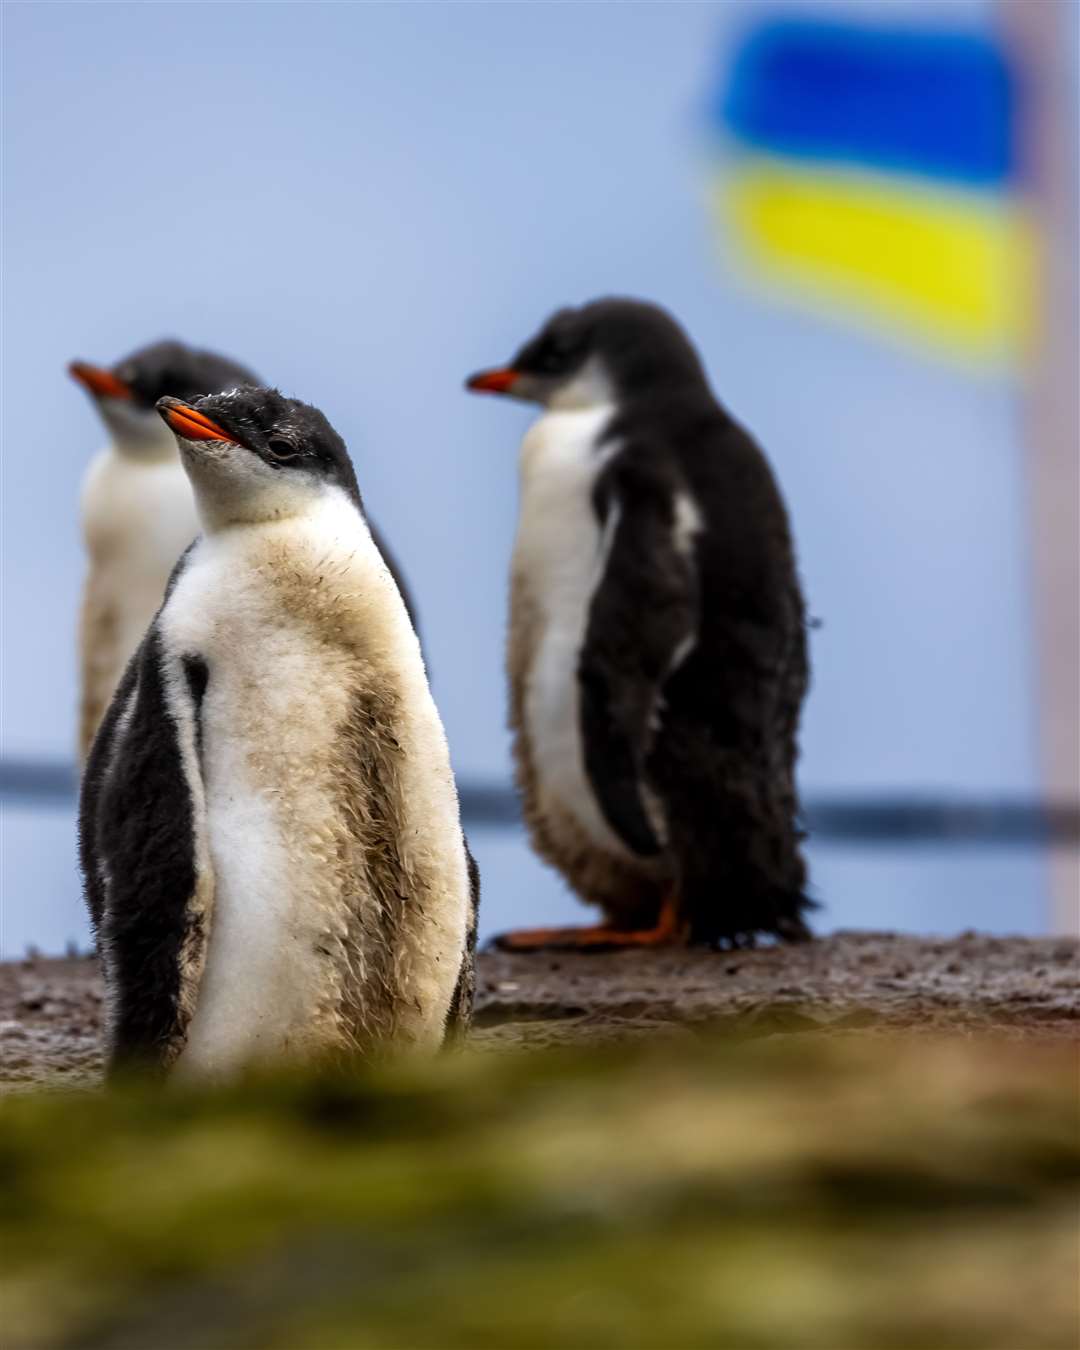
top-left (1, 1), bottom-right (1059, 952)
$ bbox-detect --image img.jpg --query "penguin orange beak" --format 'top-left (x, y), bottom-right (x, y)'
top-left (68, 361), bottom-right (132, 401)
top-left (465, 368), bottom-right (520, 395)
top-left (156, 396), bottom-right (238, 444)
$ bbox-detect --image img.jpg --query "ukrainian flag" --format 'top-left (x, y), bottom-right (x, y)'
top-left (709, 18), bottom-right (1033, 365)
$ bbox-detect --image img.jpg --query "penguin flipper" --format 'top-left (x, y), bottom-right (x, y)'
top-left (79, 652), bottom-right (138, 932)
top-left (78, 624), bottom-right (213, 1078)
top-left (579, 448), bottom-right (699, 858)
top-left (443, 841), bottom-right (479, 1044)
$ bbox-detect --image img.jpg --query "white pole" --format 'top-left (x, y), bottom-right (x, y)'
top-left (1001, 0), bottom-right (1079, 934)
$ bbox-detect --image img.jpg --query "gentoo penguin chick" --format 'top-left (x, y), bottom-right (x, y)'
top-left (466, 298), bottom-right (811, 949)
top-left (79, 386), bottom-right (477, 1079)
top-left (72, 340), bottom-right (419, 762)
top-left (71, 340), bottom-right (258, 760)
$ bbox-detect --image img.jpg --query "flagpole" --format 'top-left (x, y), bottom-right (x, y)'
top-left (1001, 0), bottom-right (1079, 933)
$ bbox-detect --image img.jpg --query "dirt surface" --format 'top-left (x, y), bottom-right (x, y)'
top-left (1, 930), bottom-right (1077, 1090)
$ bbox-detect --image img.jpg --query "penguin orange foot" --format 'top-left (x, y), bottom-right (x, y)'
top-left (494, 896), bottom-right (684, 951)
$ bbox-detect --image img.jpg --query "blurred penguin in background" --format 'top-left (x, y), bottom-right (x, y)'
top-left (71, 341), bottom-right (258, 760)
top-left (466, 298), bottom-right (812, 950)
top-left (72, 340), bottom-right (420, 762)
top-left (79, 385), bottom-right (476, 1079)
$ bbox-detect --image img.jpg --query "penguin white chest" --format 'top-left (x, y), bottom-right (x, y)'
top-left (513, 407), bottom-right (632, 860)
top-left (160, 503), bottom-right (469, 1078)
top-left (162, 542), bottom-right (344, 1075)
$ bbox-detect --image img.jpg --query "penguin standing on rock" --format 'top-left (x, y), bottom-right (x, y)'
top-left (79, 385), bottom-right (476, 1079)
top-left (71, 339), bottom-right (418, 761)
top-left (71, 341), bottom-right (258, 760)
top-left (466, 298), bottom-right (811, 949)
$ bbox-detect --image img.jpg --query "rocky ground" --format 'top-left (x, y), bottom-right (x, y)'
top-left (4, 1016), bottom-right (1078, 1350)
top-left (3, 930), bottom-right (1077, 1090)
top-left (4, 931), bottom-right (1078, 1349)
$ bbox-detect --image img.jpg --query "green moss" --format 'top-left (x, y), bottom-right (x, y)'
top-left (2, 1034), bottom-right (1077, 1349)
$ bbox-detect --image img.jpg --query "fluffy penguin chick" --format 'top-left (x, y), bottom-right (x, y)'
top-left (72, 341), bottom-right (419, 762)
top-left (71, 340), bottom-right (259, 761)
top-left (467, 297), bottom-right (811, 949)
top-left (79, 386), bottom-right (477, 1080)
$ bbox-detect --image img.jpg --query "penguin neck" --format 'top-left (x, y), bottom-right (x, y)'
top-left (519, 402), bottom-right (618, 485)
top-left (103, 410), bottom-right (181, 465)
top-left (192, 477), bottom-right (360, 540)
top-left (110, 433), bottom-right (179, 466)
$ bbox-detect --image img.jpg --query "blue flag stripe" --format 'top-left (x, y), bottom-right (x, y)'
top-left (713, 19), bottom-right (1016, 188)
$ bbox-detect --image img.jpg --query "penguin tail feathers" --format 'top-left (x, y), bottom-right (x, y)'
top-left (685, 885), bottom-right (815, 950)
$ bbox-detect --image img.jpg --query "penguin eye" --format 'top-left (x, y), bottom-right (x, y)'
top-left (540, 345), bottom-right (569, 373)
top-left (266, 438), bottom-right (300, 462)
top-left (538, 332), bottom-right (583, 373)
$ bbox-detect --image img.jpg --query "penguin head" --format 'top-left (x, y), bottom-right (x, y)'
top-left (157, 385), bottom-right (362, 528)
top-left (466, 298), bottom-right (707, 410)
top-left (69, 340), bottom-right (258, 460)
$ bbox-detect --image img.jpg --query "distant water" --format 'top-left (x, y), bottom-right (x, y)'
top-left (3, 807), bottom-right (86, 956)
top-left (0, 806), bottom-right (1050, 959)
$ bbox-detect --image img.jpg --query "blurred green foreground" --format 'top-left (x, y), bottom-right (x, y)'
top-left (2, 1033), bottom-right (1077, 1350)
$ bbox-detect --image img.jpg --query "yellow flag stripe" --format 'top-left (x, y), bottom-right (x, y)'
top-left (715, 158), bottom-right (1034, 362)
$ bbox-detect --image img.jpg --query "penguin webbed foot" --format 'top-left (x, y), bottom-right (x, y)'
top-left (490, 924), bottom-right (676, 953)
top-left (491, 895), bottom-right (684, 953)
